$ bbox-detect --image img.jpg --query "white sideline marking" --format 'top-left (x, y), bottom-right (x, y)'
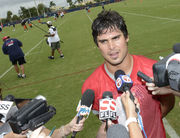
top-left (86, 13), bottom-right (93, 23)
top-left (85, 10), bottom-right (179, 138)
top-left (163, 118), bottom-right (180, 138)
top-left (120, 11), bottom-right (180, 22)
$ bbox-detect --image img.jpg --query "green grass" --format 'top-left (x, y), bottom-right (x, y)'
top-left (0, 0), bottom-right (180, 137)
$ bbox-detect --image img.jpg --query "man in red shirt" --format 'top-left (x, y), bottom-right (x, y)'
top-left (82, 10), bottom-right (175, 138)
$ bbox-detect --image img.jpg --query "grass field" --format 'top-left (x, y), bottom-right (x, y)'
top-left (0, 0), bottom-right (180, 137)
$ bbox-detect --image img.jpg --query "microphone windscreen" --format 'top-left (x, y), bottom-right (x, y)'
top-left (81, 89), bottom-right (95, 107)
top-left (102, 91), bottom-right (113, 99)
top-left (173, 43), bottom-right (180, 53)
top-left (114, 70), bottom-right (125, 80)
top-left (107, 124), bottom-right (129, 138)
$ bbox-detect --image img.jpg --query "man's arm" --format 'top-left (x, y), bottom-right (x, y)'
top-left (2, 45), bottom-right (8, 55)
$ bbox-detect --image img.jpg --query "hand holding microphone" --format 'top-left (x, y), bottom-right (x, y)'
top-left (71, 89), bottom-right (95, 138)
top-left (121, 91), bottom-right (139, 119)
top-left (114, 70), bottom-right (139, 113)
top-left (99, 91), bottom-right (116, 131)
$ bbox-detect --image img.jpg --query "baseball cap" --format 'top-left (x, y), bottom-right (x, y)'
top-left (2, 36), bottom-right (10, 41)
top-left (46, 21), bottom-right (52, 25)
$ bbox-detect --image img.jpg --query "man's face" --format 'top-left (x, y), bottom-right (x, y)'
top-left (97, 28), bottom-right (129, 66)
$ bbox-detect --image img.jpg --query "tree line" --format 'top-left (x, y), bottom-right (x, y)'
top-left (1, 1), bottom-right (56, 24)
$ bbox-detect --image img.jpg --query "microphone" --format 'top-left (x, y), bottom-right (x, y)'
top-left (114, 70), bottom-right (134, 102)
top-left (99, 91), bottom-right (116, 131)
top-left (107, 124), bottom-right (129, 138)
top-left (114, 70), bottom-right (139, 113)
top-left (137, 71), bottom-right (153, 83)
top-left (71, 89), bottom-right (95, 138)
top-left (173, 43), bottom-right (180, 53)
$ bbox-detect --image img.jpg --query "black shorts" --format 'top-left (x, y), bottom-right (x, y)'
top-left (51, 42), bottom-right (60, 50)
top-left (11, 57), bottom-right (26, 65)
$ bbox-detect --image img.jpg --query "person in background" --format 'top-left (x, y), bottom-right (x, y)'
top-left (12, 23), bottom-right (15, 31)
top-left (44, 21), bottom-right (64, 59)
top-left (2, 36), bottom-right (26, 78)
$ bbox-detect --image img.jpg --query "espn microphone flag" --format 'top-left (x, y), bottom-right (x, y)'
top-left (99, 91), bottom-right (116, 120)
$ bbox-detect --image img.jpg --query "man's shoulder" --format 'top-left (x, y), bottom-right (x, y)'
top-left (131, 55), bottom-right (157, 79)
top-left (133, 55), bottom-right (157, 69)
top-left (133, 55), bottom-right (157, 63)
top-left (85, 64), bottom-right (105, 81)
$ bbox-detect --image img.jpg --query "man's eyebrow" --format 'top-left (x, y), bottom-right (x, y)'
top-left (98, 39), bottom-right (107, 42)
top-left (112, 34), bottom-right (121, 39)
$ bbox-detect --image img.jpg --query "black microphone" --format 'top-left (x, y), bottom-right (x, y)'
top-left (114, 70), bottom-right (134, 101)
top-left (137, 71), bottom-right (153, 83)
top-left (114, 70), bottom-right (139, 113)
top-left (102, 91), bottom-right (113, 99)
top-left (107, 124), bottom-right (129, 138)
top-left (173, 43), bottom-right (180, 53)
top-left (99, 91), bottom-right (116, 131)
top-left (71, 89), bottom-right (95, 138)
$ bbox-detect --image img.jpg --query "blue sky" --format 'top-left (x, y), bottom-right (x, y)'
top-left (0, 0), bottom-right (68, 19)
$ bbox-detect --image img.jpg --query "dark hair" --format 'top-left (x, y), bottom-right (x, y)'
top-left (92, 10), bottom-right (128, 45)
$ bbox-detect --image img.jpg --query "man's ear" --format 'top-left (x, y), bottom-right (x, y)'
top-left (126, 35), bottom-right (129, 42)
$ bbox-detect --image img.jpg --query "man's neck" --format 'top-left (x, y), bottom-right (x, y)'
top-left (105, 54), bottom-right (133, 76)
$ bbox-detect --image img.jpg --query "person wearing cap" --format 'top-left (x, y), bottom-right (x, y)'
top-left (2, 36), bottom-right (26, 78)
top-left (44, 21), bottom-right (64, 59)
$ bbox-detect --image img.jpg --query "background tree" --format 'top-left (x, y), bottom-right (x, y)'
top-left (19, 6), bottom-right (29, 19)
top-left (67, 0), bottom-right (73, 7)
top-left (38, 3), bottom-right (46, 15)
top-left (49, 1), bottom-right (56, 7)
top-left (11, 15), bottom-right (20, 22)
top-left (6, 11), bottom-right (13, 22)
top-left (29, 7), bottom-right (39, 17)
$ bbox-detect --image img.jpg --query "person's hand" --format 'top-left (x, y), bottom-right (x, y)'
top-left (121, 91), bottom-right (139, 118)
top-left (145, 81), bottom-right (175, 95)
top-left (68, 115), bottom-right (86, 132)
top-left (51, 115), bottom-right (86, 138)
top-left (4, 132), bottom-right (26, 138)
top-left (141, 77), bottom-right (174, 95)
top-left (96, 120), bottom-right (114, 138)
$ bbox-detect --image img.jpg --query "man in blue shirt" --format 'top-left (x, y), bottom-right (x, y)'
top-left (2, 36), bottom-right (26, 78)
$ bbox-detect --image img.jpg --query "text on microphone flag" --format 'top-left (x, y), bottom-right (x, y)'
top-left (122, 75), bottom-right (132, 83)
top-left (77, 105), bottom-right (91, 117)
top-left (115, 77), bottom-right (122, 89)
